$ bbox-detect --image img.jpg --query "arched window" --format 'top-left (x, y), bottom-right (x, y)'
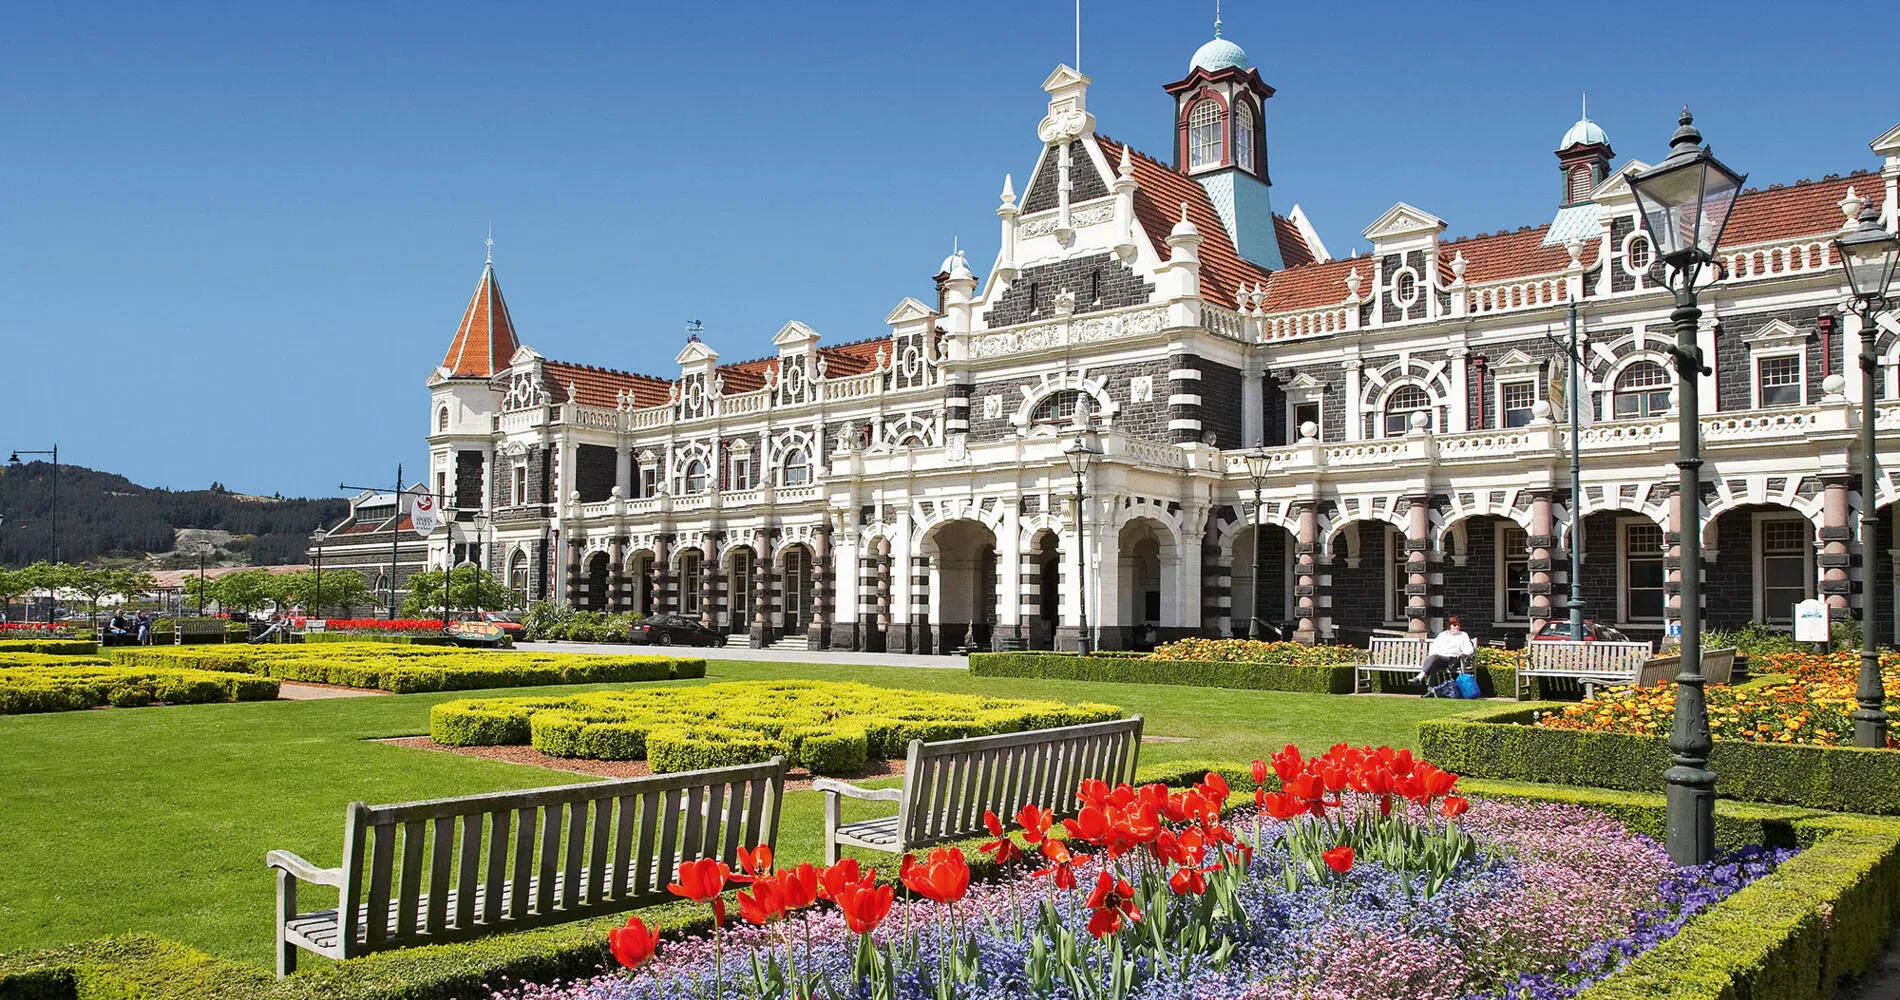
top-left (1188, 100), bottom-right (1223, 169)
top-left (1567, 165), bottom-right (1594, 204)
top-left (683, 459), bottom-right (708, 495)
top-left (781, 448), bottom-right (811, 487)
top-left (508, 551), bottom-right (528, 607)
top-left (1383, 384), bottom-right (1433, 436)
top-left (1613, 362), bottom-right (1672, 419)
top-left (1032, 390), bottom-right (1087, 425)
top-left (437, 407), bottom-right (450, 433)
top-left (1234, 101), bottom-right (1256, 173)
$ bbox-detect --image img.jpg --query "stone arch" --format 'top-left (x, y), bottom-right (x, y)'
top-left (1702, 476), bottom-right (1825, 552)
top-left (911, 496), bottom-right (1008, 550)
top-left (1011, 370), bottom-right (1121, 435)
top-left (1114, 515), bottom-right (1180, 650)
top-left (582, 551), bottom-right (611, 612)
top-left (920, 517), bottom-right (1001, 651)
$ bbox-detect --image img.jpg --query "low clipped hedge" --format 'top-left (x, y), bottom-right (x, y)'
top-left (0, 657), bottom-right (279, 713)
top-left (1418, 701), bottom-right (1900, 815)
top-left (433, 680), bottom-right (1123, 775)
top-left (112, 644), bottom-right (704, 694)
top-left (0, 639), bottom-right (98, 656)
top-left (1, 788), bottom-right (1892, 1000)
top-left (969, 651), bottom-right (1354, 694)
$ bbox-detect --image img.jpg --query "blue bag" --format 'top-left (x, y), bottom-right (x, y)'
top-left (1455, 673), bottom-right (1481, 699)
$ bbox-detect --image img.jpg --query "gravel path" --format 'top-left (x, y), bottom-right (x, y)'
top-left (377, 736), bottom-right (901, 792)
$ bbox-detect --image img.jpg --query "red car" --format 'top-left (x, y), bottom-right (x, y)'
top-left (456, 611), bottom-right (525, 640)
top-left (1531, 620), bottom-right (1634, 642)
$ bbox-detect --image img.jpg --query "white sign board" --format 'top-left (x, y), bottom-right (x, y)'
top-left (409, 493), bottom-right (440, 537)
top-left (1793, 598), bottom-right (1830, 644)
top-left (1666, 619), bottom-right (1682, 640)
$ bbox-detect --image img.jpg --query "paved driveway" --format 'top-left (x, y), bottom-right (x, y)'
top-left (527, 640), bottom-right (969, 669)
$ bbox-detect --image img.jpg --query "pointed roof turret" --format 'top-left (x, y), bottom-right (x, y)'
top-left (440, 259), bottom-right (521, 379)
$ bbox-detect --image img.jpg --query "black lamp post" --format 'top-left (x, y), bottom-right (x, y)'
top-left (1627, 107), bottom-right (1746, 866)
top-left (8, 445), bottom-right (57, 565)
top-left (1835, 202), bottom-right (1900, 748)
top-left (310, 530), bottom-right (326, 620)
top-left (1064, 433), bottom-right (1099, 655)
top-left (1244, 447), bottom-right (1272, 639)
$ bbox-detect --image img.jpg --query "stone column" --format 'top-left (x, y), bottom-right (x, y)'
top-left (874, 535), bottom-right (893, 652)
top-left (911, 554), bottom-right (932, 655)
top-left (1404, 495), bottom-right (1433, 636)
top-left (1821, 478), bottom-right (1853, 624)
top-left (1018, 546), bottom-right (1040, 647)
top-left (615, 446), bottom-right (633, 500)
top-left (1168, 354), bottom-right (1204, 444)
top-left (1663, 486), bottom-right (1685, 641)
top-left (650, 535), bottom-right (671, 616)
top-left (807, 521), bottom-right (833, 649)
top-left (611, 539), bottom-right (630, 612)
top-left (1526, 492), bottom-right (1556, 638)
top-left (1294, 503), bottom-right (1319, 644)
top-left (564, 542), bottom-right (582, 607)
top-left (700, 535), bottom-right (719, 629)
top-left (1204, 513), bottom-right (1231, 637)
top-left (749, 533), bottom-right (775, 648)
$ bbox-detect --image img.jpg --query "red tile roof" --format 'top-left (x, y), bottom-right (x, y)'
top-left (1436, 225), bottom-right (1586, 285)
top-left (440, 263), bottom-right (521, 378)
top-left (818, 336), bottom-right (890, 376)
top-left (543, 361), bottom-right (672, 408)
top-left (1720, 171), bottom-right (1873, 247)
top-left (1273, 215), bottom-right (1317, 269)
top-left (1259, 257), bottom-right (1363, 312)
top-left (1095, 135), bottom-right (1276, 306)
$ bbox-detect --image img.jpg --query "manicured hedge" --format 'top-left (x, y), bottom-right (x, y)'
top-left (113, 644), bottom-right (705, 694)
top-left (969, 651), bottom-right (1354, 694)
top-left (1419, 701), bottom-right (1900, 815)
top-left (0, 639), bottom-right (98, 656)
top-left (433, 680), bottom-right (1123, 774)
top-left (0, 659), bottom-right (279, 713)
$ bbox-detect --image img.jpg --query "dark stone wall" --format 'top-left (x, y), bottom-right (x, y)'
top-left (967, 356), bottom-right (1174, 443)
top-left (1576, 513), bottom-right (1623, 627)
top-left (527, 447), bottom-right (554, 505)
top-left (575, 444), bottom-right (618, 503)
top-left (1705, 512), bottom-right (1755, 630)
top-left (455, 451), bottom-right (484, 511)
top-left (984, 253), bottom-right (1155, 329)
top-left (1021, 140), bottom-right (1108, 214)
top-left (1471, 340), bottom-right (1560, 429)
top-left (1240, 524), bottom-right (1291, 631)
top-left (1713, 305), bottom-right (1825, 412)
top-left (1329, 526), bottom-right (1390, 633)
top-left (1198, 360), bottom-right (1244, 449)
top-left (1270, 362), bottom-right (1345, 443)
top-left (1440, 519), bottom-right (1501, 642)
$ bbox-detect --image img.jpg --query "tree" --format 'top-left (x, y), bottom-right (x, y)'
top-left (183, 575), bottom-right (217, 617)
top-left (111, 570), bottom-right (158, 611)
top-left (20, 562), bottom-right (83, 621)
top-left (211, 569), bottom-right (274, 615)
top-left (282, 569), bottom-right (369, 619)
top-left (401, 568), bottom-right (517, 618)
top-left (69, 566), bottom-right (118, 631)
top-left (0, 569), bottom-right (25, 622)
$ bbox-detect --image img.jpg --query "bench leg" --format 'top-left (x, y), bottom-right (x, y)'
top-left (274, 869), bottom-right (297, 978)
top-left (823, 792), bottom-right (841, 866)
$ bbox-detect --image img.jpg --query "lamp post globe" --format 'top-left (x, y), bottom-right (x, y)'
top-left (1063, 433), bottom-right (1099, 655)
top-left (1835, 203), bottom-right (1900, 748)
top-left (1627, 107), bottom-right (1744, 866)
top-left (1243, 448), bottom-right (1272, 640)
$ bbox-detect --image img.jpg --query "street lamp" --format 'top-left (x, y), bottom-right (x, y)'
top-left (1244, 448), bottom-right (1272, 640)
top-left (1627, 107), bottom-right (1745, 866)
top-left (1835, 202), bottom-right (1900, 748)
top-left (310, 530), bottom-right (326, 621)
top-left (472, 513), bottom-right (492, 617)
top-left (8, 445), bottom-right (58, 564)
top-left (1064, 433), bottom-right (1099, 656)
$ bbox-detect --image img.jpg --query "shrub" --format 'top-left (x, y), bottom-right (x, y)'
top-left (0, 638), bottom-right (98, 655)
top-left (970, 651), bottom-right (1354, 694)
top-left (521, 600), bottom-right (573, 641)
top-left (0, 660), bottom-right (280, 714)
top-left (1145, 637), bottom-right (1357, 666)
top-left (433, 680), bottom-right (1122, 773)
top-left (106, 684), bottom-right (154, 708)
top-left (108, 643), bottom-right (701, 694)
top-left (1419, 701), bottom-right (1900, 815)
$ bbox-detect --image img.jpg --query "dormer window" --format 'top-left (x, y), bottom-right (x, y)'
top-left (1234, 101), bottom-right (1256, 173)
top-left (1188, 100), bottom-right (1223, 170)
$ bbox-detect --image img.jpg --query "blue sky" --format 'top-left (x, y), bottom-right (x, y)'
top-left (4, 1), bottom-right (1892, 498)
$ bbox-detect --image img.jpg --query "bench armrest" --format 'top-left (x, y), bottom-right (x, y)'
top-left (810, 778), bottom-right (904, 802)
top-left (267, 850), bottom-right (346, 888)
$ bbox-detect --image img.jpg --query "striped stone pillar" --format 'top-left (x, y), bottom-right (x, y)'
top-left (807, 522), bottom-right (833, 649)
top-left (1168, 354), bottom-right (1204, 444)
top-left (1293, 503), bottom-right (1319, 643)
top-left (750, 534), bottom-right (775, 648)
top-left (1821, 478), bottom-right (1853, 624)
top-left (611, 539), bottom-right (631, 612)
top-left (945, 379), bottom-right (973, 435)
top-left (1404, 496), bottom-right (1432, 636)
top-left (911, 555), bottom-right (932, 655)
top-left (1018, 547), bottom-right (1040, 645)
top-left (1205, 512), bottom-right (1232, 637)
top-left (1663, 485), bottom-right (1685, 642)
top-left (874, 536), bottom-right (893, 647)
top-left (700, 535), bottom-right (719, 629)
top-left (650, 535), bottom-right (671, 616)
top-left (1527, 492), bottom-right (1555, 638)
top-left (564, 542), bottom-right (582, 607)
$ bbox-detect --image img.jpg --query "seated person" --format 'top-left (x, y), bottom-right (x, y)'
top-left (1413, 616), bottom-right (1475, 684)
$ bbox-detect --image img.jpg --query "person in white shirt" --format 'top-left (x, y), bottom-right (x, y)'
top-left (1414, 616), bottom-right (1475, 684)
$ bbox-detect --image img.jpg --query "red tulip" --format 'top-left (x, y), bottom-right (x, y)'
top-left (778, 862), bottom-right (821, 910)
top-left (668, 858), bottom-right (730, 903)
top-left (900, 847), bottom-right (970, 904)
top-left (1272, 745), bottom-right (1305, 783)
top-left (1197, 771), bottom-right (1230, 802)
top-left (818, 857), bottom-right (875, 901)
top-left (1167, 865), bottom-right (1208, 896)
top-left (1083, 870), bottom-right (1142, 937)
top-left (737, 874), bottom-right (786, 925)
top-left (1013, 803), bottom-right (1054, 844)
top-left (1323, 845), bottom-right (1355, 875)
top-left (735, 844), bottom-right (774, 882)
top-left (1440, 795), bottom-right (1469, 818)
top-left (607, 915), bottom-right (659, 970)
top-left (979, 810), bottom-right (1025, 865)
top-left (835, 882), bottom-right (894, 935)
top-left (1250, 759), bottom-right (1270, 786)
top-left (1031, 838), bottom-right (1091, 890)
top-left (1062, 805), bottom-right (1110, 846)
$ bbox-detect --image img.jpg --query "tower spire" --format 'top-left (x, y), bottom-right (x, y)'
top-left (485, 223), bottom-right (494, 265)
top-left (1214, 0), bottom-right (1222, 37)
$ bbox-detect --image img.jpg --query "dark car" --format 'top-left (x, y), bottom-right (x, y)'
top-left (632, 613), bottom-right (727, 647)
top-left (1531, 620), bottom-right (1633, 643)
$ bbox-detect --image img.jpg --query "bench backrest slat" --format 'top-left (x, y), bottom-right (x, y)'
top-left (897, 718), bottom-right (1141, 849)
top-left (331, 759), bottom-right (786, 958)
top-left (1362, 636), bottom-right (1428, 666)
top-left (1526, 640), bottom-right (1652, 672)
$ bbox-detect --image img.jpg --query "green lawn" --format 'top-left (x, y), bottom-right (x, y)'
top-left (0, 658), bottom-right (1468, 967)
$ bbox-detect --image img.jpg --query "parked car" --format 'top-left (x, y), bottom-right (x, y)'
top-left (455, 611), bottom-right (525, 640)
top-left (1531, 620), bottom-right (1634, 643)
top-left (631, 613), bottom-right (727, 647)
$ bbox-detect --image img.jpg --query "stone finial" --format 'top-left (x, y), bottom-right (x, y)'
top-left (1344, 267), bottom-right (1363, 300)
top-left (1823, 373), bottom-right (1847, 401)
top-left (1565, 240), bottom-right (1584, 267)
top-left (875, 346), bottom-right (888, 371)
top-left (815, 354), bottom-right (828, 378)
top-left (1299, 420), bottom-right (1318, 441)
top-left (999, 173), bottom-right (1016, 208)
top-left (1840, 186), bottom-right (1867, 229)
top-left (1117, 144), bottom-right (1133, 179)
top-left (1449, 252), bottom-right (1468, 283)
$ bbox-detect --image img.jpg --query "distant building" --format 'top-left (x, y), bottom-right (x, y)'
top-left (310, 488), bottom-right (430, 616)
top-left (414, 18), bottom-right (1900, 651)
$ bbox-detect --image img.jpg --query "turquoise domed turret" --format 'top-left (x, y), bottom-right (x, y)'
top-left (1560, 116), bottom-right (1610, 149)
top-left (1189, 35), bottom-right (1248, 73)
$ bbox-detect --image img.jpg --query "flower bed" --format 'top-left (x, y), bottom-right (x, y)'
top-left (473, 746), bottom-right (1789, 1000)
top-left (1537, 651), bottom-right (1899, 748)
top-left (113, 644), bottom-right (706, 694)
top-left (320, 618), bottom-right (453, 636)
top-left (0, 654), bottom-right (279, 713)
top-left (430, 680), bottom-right (1122, 774)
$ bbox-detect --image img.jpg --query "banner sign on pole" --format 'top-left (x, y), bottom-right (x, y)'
top-left (409, 492), bottom-right (440, 537)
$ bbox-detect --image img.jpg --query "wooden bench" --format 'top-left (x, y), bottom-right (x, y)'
top-left (1635, 647), bottom-right (1739, 689)
top-left (813, 717), bottom-right (1142, 864)
top-left (267, 757), bottom-right (786, 977)
top-left (1519, 639), bottom-right (1654, 699)
top-left (174, 618), bottom-right (229, 644)
top-left (1353, 635), bottom-right (1430, 693)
